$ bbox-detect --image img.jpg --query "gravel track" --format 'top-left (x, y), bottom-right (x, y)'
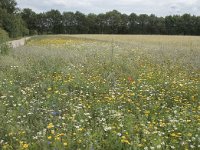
top-left (9, 37), bottom-right (31, 48)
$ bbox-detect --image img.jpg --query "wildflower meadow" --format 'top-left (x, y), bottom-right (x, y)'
top-left (0, 35), bottom-right (199, 150)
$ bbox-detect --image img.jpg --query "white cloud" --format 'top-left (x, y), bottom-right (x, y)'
top-left (16, 0), bottom-right (200, 16)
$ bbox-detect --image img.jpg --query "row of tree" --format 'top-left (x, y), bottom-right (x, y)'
top-left (21, 9), bottom-right (200, 35)
top-left (1, 0), bottom-right (200, 38)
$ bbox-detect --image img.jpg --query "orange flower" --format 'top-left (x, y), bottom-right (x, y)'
top-left (128, 76), bottom-right (134, 83)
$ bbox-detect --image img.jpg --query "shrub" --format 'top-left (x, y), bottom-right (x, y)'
top-left (0, 28), bottom-right (10, 55)
top-left (29, 29), bottom-right (38, 35)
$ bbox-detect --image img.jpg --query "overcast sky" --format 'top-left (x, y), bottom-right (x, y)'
top-left (16, 0), bottom-right (200, 16)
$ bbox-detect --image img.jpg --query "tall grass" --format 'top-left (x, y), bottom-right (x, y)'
top-left (0, 28), bottom-right (10, 55)
top-left (0, 35), bottom-right (199, 150)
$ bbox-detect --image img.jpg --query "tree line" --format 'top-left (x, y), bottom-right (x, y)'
top-left (1, 0), bottom-right (200, 38)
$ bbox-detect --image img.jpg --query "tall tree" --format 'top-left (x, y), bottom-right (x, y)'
top-left (195, 16), bottom-right (200, 35)
top-left (181, 14), bottom-right (193, 35)
top-left (128, 13), bottom-right (138, 34)
top-left (119, 14), bottom-right (129, 34)
top-left (2, 13), bottom-right (28, 37)
top-left (165, 16), bottom-right (176, 35)
top-left (104, 10), bottom-right (122, 34)
top-left (0, 0), bottom-right (17, 13)
top-left (0, 0), bottom-right (28, 38)
top-left (96, 13), bottom-right (107, 34)
top-left (62, 12), bottom-right (77, 34)
top-left (138, 14), bottom-right (149, 34)
top-left (87, 13), bottom-right (98, 34)
top-left (74, 11), bottom-right (89, 34)
top-left (35, 13), bottom-right (48, 34)
top-left (46, 9), bottom-right (63, 34)
top-left (21, 8), bottom-right (37, 35)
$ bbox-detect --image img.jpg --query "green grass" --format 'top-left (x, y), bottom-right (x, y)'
top-left (0, 28), bottom-right (10, 55)
top-left (0, 35), bottom-right (199, 150)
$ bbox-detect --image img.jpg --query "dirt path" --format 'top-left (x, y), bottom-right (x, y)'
top-left (9, 37), bottom-right (31, 48)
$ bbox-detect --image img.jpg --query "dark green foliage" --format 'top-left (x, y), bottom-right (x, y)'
top-left (2, 13), bottom-right (29, 38)
top-left (0, 28), bottom-right (9, 55)
top-left (21, 9), bottom-right (200, 35)
top-left (74, 11), bottom-right (89, 34)
top-left (87, 13), bottom-right (98, 34)
top-left (20, 8), bottom-right (37, 35)
top-left (128, 13), bottom-right (138, 34)
top-left (46, 9), bottom-right (63, 34)
top-left (62, 12), bottom-right (77, 34)
top-left (34, 13), bottom-right (48, 34)
top-left (0, 0), bottom-right (17, 13)
top-left (2, 0), bottom-right (200, 36)
top-left (0, 0), bottom-right (29, 38)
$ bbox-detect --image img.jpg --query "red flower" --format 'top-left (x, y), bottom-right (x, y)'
top-left (128, 76), bottom-right (134, 83)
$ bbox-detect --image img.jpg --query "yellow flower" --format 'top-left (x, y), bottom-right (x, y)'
top-left (47, 123), bottom-right (54, 129)
top-left (55, 137), bottom-right (60, 141)
top-left (3, 144), bottom-right (9, 149)
top-left (130, 93), bottom-right (135, 96)
top-left (121, 136), bottom-right (131, 145)
top-left (8, 132), bottom-right (13, 136)
top-left (55, 90), bottom-right (59, 94)
top-left (159, 121), bottom-right (166, 127)
top-left (22, 143), bottom-right (29, 149)
top-left (191, 96), bottom-right (195, 101)
top-left (170, 133), bottom-right (181, 138)
top-left (121, 136), bottom-right (126, 139)
top-left (78, 140), bottom-right (82, 143)
top-left (63, 142), bottom-right (68, 146)
top-left (121, 139), bottom-right (131, 145)
top-left (144, 110), bottom-right (150, 116)
top-left (48, 136), bottom-right (52, 140)
top-left (179, 84), bottom-right (183, 87)
top-left (138, 144), bottom-right (143, 147)
top-left (78, 128), bottom-right (84, 131)
top-left (51, 130), bottom-right (55, 135)
top-left (187, 133), bottom-right (192, 137)
top-left (58, 133), bottom-right (65, 137)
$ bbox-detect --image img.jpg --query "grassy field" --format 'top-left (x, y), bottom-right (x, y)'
top-left (0, 35), bottom-right (199, 150)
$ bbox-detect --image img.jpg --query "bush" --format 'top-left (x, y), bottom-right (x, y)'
top-left (0, 8), bottom-right (29, 38)
top-left (0, 28), bottom-right (10, 55)
top-left (29, 29), bottom-right (38, 35)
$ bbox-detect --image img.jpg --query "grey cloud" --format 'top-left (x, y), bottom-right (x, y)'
top-left (16, 0), bottom-right (200, 16)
